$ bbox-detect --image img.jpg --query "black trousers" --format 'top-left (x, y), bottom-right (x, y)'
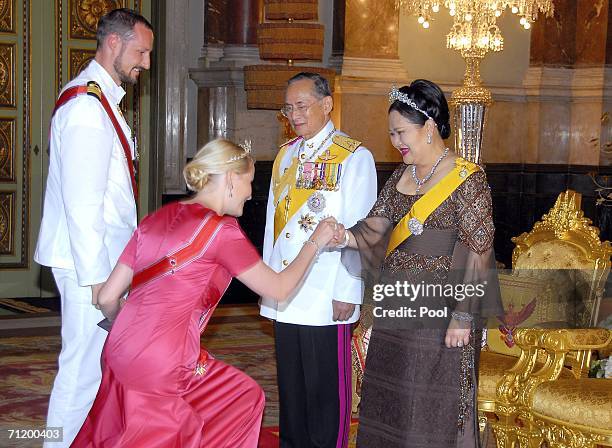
top-left (274, 321), bottom-right (352, 448)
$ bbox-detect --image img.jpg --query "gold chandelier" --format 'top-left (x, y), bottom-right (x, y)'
top-left (399, 1), bottom-right (553, 55)
top-left (397, 0), bottom-right (554, 163)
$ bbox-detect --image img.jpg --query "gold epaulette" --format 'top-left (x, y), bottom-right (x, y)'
top-left (86, 81), bottom-right (102, 101)
top-left (279, 136), bottom-right (301, 149)
top-left (332, 135), bottom-right (361, 153)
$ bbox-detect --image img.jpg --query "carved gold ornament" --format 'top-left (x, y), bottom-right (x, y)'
top-left (0, 119), bottom-right (15, 181)
top-left (0, 43), bottom-right (15, 107)
top-left (69, 48), bottom-right (96, 79)
top-left (71, 0), bottom-right (122, 39)
top-left (0, 192), bottom-right (13, 255)
top-left (0, 0), bottom-right (15, 33)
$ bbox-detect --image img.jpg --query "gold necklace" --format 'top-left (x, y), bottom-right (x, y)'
top-left (299, 128), bottom-right (336, 162)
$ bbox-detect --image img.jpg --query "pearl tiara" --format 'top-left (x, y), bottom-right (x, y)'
top-left (226, 139), bottom-right (252, 163)
top-left (388, 85), bottom-right (432, 121)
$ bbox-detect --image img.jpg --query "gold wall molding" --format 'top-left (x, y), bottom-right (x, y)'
top-left (69, 47), bottom-right (95, 79)
top-left (69, 0), bottom-right (122, 39)
top-left (0, 118), bottom-right (15, 181)
top-left (524, 66), bottom-right (611, 102)
top-left (0, 191), bottom-right (14, 255)
top-left (18, 0), bottom-right (30, 267)
top-left (0, 0), bottom-right (14, 33)
top-left (0, 43), bottom-right (15, 107)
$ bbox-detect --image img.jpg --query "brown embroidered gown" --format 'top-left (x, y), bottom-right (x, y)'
top-left (347, 164), bottom-right (503, 448)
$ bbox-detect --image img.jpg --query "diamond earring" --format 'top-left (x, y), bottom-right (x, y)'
top-left (427, 132), bottom-right (432, 145)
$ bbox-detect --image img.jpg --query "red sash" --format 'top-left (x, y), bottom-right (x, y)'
top-left (131, 212), bottom-right (225, 290)
top-left (52, 81), bottom-right (139, 201)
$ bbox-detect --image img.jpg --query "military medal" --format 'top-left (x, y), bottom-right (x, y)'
top-left (307, 192), bottom-right (326, 214)
top-left (297, 161), bottom-right (344, 191)
top-left (298, 213), bottom-right (316, 232)
top-left (297, 162), bottom-right (315, 189)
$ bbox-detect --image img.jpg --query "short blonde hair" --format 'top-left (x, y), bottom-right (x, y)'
top-left (183, 139), bottom-right (253, 192)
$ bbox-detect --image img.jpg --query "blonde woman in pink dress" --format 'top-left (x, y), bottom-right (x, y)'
top-left (72, 139), bottom-right (340, 447)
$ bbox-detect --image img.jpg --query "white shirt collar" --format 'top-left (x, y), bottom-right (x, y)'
top-left (303, 120), bottom-right (336, 151)
top-left (85, 60), bottom-right (126, 105)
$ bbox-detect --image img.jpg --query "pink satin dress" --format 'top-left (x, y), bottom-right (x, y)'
top-left (72, 202), bottom-right (264, 447)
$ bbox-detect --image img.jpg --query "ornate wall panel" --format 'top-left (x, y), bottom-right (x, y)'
top-left (69, 0), bottom-right (123, 39)
top-left (0, 0), bottom-right (15, 33)
top-left (0, 191), bottom-right (14, 255)
top-left (69, 47), bottom-right (95, 78)
top-left (0, 118), bottom-right (15, 181)
top-left (0, 43), bottom-right (15, 107)
top-left (0, 0), bottom-right (30, 269)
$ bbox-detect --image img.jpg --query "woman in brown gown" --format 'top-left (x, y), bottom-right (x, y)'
top-left (338, 80), bottom-right (502, 447)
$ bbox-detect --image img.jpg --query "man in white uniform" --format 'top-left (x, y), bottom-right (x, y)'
top-left (260, 72), bottom-right (377, 447)
top-left (34, 9), bottom-right (153, 446)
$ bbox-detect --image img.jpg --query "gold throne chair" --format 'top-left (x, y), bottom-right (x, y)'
top-left (478, 190), bottom-right (612, 447)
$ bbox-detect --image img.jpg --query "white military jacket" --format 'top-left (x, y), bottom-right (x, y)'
top-left (260, 120), bottom-right (377, 326)
top-left (35, 60), bottom-right (137, 287)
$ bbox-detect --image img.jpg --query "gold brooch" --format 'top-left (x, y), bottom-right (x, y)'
top-left (317, 149), bottom-right (337, 162)
top-left (298, 213), bottom-right (316, 232)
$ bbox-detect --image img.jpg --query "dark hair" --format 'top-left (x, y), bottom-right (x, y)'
top-left (389, 79), bottom-right (451, 139)
top-left (287, 72), bottom-right (332, 99)
top-left (96, 8), bottom-right (153, 49)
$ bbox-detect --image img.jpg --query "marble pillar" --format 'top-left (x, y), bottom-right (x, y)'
top-left (329, 0), bottom-right (345, 72)
top-left (524, 0), bottom-right (611, 167)
top-left (162, 0), bottom-right (192, 193)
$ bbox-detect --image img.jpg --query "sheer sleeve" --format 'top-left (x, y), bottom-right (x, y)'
top-left (215, 219), bottom-right (262, 277)
top-left (340, 165), bottom-right (405, 281)
top-left (450, 171), bottom-right (503, 321)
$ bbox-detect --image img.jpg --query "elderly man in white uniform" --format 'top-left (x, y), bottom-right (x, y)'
top-left (260, 72), bottom-right (377, 448)
top-left (34, 9), bottom-right (153, 446)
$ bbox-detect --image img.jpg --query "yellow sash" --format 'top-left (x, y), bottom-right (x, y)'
top-left (273, 135), bottom-right (360, 242)
top-left (386, 157), bottom-right (480, 257)
top-left (271, 140), bottom-right (297, 206)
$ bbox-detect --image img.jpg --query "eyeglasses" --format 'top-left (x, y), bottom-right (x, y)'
top-left (280, 99), bottom-right (322, 118)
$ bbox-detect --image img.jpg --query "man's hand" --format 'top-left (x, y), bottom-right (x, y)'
top-left (332, 300), bottom-right (356, 321)
top-left (91, 283), bottom-right (104, 309)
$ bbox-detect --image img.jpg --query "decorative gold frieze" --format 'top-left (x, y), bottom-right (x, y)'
top-left (0, 118), bottom-right (14, 181)
top-left (69, 48), bottom-right (95, 79)
top-left (0, 43), bottom-right (15, 107)
top-left (70, 0), bottom-right (123, 39)
top-left (0, 0), bottom-right (15, 33)
top-left (0, 191), bottom-right (14, 255)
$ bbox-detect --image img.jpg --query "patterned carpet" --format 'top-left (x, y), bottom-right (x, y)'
top-left (0, 304), bottom-right (361, 447)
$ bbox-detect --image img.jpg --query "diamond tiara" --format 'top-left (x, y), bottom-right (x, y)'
top-left (226, 139), bottom-right (252, 163)
top-left (388, 85), bottom-right (432, 121)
